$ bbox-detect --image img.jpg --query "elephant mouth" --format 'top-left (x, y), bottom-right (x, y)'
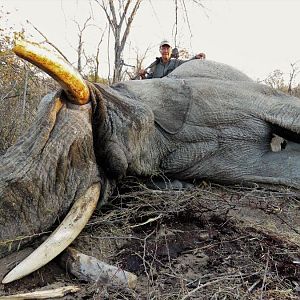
top-left (2, 40), bottom-right (100, 284)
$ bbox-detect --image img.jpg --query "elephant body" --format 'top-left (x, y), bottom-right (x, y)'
top-left (1, 58), bottom-right (300, 267)
top-left (94, 59), bottom-right (300, 188)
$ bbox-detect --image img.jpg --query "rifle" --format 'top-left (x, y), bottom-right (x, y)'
top-left (132, 47), bottom-right (179, 80)
top-left (132, 57), bottom-right (160, 80)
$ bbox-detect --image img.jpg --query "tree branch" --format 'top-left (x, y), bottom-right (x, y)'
top-left (94, 0), bottom-right (116, 34)
top-left (120, 0), bottom-right (142, 51)
top-left (109, 0), bottom-right (118, 30)
top-left (26, 20), bottom-right (70, 62)
top-left (119, 0), bottom-right (131, 27)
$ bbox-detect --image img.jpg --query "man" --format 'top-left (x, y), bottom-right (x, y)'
top-left (139, 40), bottom-right (206, 79)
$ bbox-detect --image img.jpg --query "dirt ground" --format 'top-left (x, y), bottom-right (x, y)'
top-left (0, 179), bottom-right (299, 299)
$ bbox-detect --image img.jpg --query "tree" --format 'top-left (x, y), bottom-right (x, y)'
top-left (95, 0), bottom-right (142, 83)
top-left (262, 64), bottom-right (300, 98)
top-left (122, 46), bottom-right (150, 80)
top-left (0, 9), bottom-right (58, 153)
top-left (74, 17), bottom-right (92, 73)
top-left (287, 61), bottom-right (300, 95)
top-left (293, 83), bottom-right (300, 99)
top-left (84, 24), bottom-right (107, 83)
top-left (263, 69), bottom-right (286, 91)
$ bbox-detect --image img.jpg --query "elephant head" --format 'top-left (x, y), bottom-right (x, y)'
top-left (0, 40), bottom-right (104, 283)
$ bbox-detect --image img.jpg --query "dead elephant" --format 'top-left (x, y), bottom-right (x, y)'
top-left (1, 40), bottom-right (300, 284)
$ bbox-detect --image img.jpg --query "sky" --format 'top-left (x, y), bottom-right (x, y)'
top-left (1, 0), bottom-right (300, 83)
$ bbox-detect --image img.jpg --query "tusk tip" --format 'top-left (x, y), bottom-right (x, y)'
top-left (2, 184), bottom-right (101, 284)
top-left (2, 273), bottom-right (16, 284)
top-left (12, 39), bottom-right (90, 105)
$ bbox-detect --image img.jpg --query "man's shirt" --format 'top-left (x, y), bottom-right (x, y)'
top-left (146, 58), bottom-right (188, 79)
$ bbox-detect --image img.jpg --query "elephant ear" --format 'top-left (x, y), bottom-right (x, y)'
top-left (112, 78), bottom-right (192, 134)
top-left (149, 78), bottom-right (192, 134)
top-left (152, 79), bottom-right (192, 134)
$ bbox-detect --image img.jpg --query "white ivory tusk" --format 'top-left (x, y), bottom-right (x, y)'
top-left (2, 183), bottom-right (101, 284)
top-left (13, 39), bottom-right (90, 105)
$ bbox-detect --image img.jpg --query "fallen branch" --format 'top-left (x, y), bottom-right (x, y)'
top-left (0, 285), bottom-right (80, 299)
top-left (61, 247), bottom-right (137, 289)
top-left (181, 278), bottom-right (227, 300)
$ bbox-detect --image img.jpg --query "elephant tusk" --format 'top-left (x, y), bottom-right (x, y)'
top-left (13, 39), bottom-right (90, 105)
top-left (2, 183), bottom-right (101, 284)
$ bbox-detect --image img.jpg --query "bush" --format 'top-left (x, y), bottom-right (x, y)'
top-left (0, 48), bottom-right (58, 153)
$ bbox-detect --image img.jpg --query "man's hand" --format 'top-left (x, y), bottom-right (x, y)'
top-left (138, 69), bottom-right (147, 79)
top-left (195, 53), bottom-right (206, 60)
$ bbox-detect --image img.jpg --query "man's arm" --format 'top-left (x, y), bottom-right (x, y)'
top-left (175, 52), bottom-right (206, 67)
top-left (194, 52), bottom-right (206, 59)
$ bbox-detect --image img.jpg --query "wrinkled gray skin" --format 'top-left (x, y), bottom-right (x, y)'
top-left (98, 59), bottom-right (300, 188)
top-left (1, 59), bottom-right (300, 258)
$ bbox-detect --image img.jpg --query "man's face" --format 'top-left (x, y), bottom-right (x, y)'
top-left (160, 45), bottom-right (172, 61)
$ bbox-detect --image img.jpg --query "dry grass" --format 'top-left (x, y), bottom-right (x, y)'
top-left (0, 179), bottom-right (299, 299)
top-left (71, 179), bottom-right (300, 299)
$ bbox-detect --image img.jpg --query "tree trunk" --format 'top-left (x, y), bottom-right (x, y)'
top-left (97, 0), bottom-right (142, 83)
top-left (113, 45), bottom-right (122, 83)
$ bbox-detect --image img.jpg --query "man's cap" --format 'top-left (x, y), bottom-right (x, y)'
top-left (159, 40), bottom-right (172, 48)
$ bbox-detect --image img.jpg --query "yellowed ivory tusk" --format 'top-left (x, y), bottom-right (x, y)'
top-left (13, 39), bottom-right (90, 105)
top-left (2, 183), bottom-right (101, 284)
